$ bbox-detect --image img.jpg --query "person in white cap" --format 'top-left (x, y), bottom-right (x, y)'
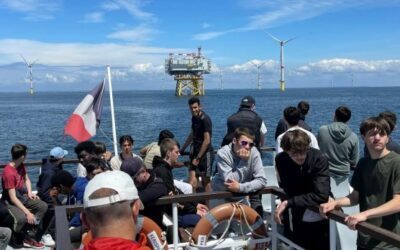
top-left (81, 171), bottom-right (150, 250)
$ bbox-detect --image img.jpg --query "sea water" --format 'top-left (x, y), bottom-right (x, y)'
top-left (0, 87), bottom-right (399, 185)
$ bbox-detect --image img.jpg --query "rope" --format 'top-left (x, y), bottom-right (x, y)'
top-left (160, 231), bottom-right (167, 248)
top-left (98, 127), bottom-right (114, 144)
top-left (238, 204), bottom-right (266, 239)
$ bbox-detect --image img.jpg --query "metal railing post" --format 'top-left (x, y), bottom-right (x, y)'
top-left (173, 202), bottom-right (179, 250)
top-left (271, 194), bottom-right (277, 250)
top-left (329, 219), bottom-right (337, 250)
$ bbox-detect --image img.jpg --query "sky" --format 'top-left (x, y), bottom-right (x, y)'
top-left (0, 0), bottom-right (400, 92)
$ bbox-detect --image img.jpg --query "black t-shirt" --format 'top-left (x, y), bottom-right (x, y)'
top-left (192, 111), bottom-right (212, 147)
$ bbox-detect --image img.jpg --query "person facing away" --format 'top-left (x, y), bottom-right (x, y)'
top-left (276, 106), bottom-right (319, 154)
top-left (275, 129), bottom-right (330, 250)
top-left (110, 135), bottom-right (143, 171)
top-left (37, 146), bottom-right (69, 204)
top-left (121, 158), bottom-right (168, 228)
top-left (364, 110), bottom-right (400, 157)
top-left (212, 127), bottom-right (268, 215)
top-left (320, 116), bottom-right (400, 250)
top-left (94, 141), bottom-right (113, 168)
top-left (180, 97), bottom-right (214, 191)
top-left (81, 171), bottom-right (151, 250)
top-left (222, 95), bottom-right (267, 149)
top-left (317, 106), bottom-right (359, 183)
top-left (75, 140), bottom-right (97, 177)
top-left (1, 143), bottom-right (48, 248)
top-left (275, 100), bottom-right (312, 140)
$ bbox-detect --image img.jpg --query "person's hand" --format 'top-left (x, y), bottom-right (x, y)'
top-left (192, 158), bottom-right (200, 167)
top-left (274, 200), bottom-right (288, 225)
top-left (224, 178), bottom-right (240, 192)
top-left (196, 203), bottom-right (208, 217)
top-left (28, 192), bottom-right (38, 200)
top-left (168, 191), bottom-right (174, 196)
top-left (236, 148), bottom-right (250, 160)
top-left (26, 212), bottom-right (36, 225)
top-left (319, 197), bottom-right (337, 219)
top-left (345, 213), bottom-right (367, 230)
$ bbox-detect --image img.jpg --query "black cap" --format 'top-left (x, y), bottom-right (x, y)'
top-left (120, 157), bottom-right (143, 177)
top-left (240, 96), bottom-right (255, 107)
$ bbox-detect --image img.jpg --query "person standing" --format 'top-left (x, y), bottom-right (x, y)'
top-left (275, 101), bottom-right (312, 140)
top-left (110, 135), bottom-right (143, 171)
top-left (181, 97), bottom-right (214, 191)
top-left (222, 96), bottom-right (267, 149)
top-left (317, 106), bottom-right (359, 187)
top-left (275, 130), bottom-right (330, 250)
top-left (320, 116), bottom-right (400, 250)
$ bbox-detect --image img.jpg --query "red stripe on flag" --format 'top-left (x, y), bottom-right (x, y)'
top-left (64, 114), bottom-right (92, 142)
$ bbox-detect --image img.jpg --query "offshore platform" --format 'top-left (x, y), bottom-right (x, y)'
top-left (165, 47), bottom-right (211, 96)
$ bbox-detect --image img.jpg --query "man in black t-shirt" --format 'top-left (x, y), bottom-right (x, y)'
top-left (181, 97), bottom-right (214, 191)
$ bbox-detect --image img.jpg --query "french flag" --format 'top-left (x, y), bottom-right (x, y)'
top-left (64, 81), bottom-right (105, 142)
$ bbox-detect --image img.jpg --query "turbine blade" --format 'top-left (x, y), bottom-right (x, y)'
top-left (31, 59), bottom-right (39, 66)
top-left (263, 30), bottom-right (281, 43)
top-left (20, 54), bottom-right (28, 65)
top-left (284, 37), bottom-right (296, 44)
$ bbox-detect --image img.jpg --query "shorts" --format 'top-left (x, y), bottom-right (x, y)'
top-left (189, 146), bottom-right (214, 177)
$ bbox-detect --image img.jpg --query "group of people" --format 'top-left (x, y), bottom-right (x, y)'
top-left (1, 95), bottom-right (400, 250)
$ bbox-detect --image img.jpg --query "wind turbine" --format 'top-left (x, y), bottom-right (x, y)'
top-left (266, 32), bottom-right (295, 91)
top-left (251, 61), bottom-right (266, 90)
top-left (20, 55), bottom-right (39, 95)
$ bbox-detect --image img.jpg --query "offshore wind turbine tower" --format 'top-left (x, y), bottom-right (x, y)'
top-left (165, 47), bottom-right (211, 96)
top-left (267, 33), bottom-right (295, 91)
top-left (20, 55), bottom-right (38, 95)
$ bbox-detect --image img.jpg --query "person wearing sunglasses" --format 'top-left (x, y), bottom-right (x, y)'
top-left (211, 127), bottom-right (267, 212)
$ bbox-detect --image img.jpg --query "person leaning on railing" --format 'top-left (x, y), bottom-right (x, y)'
top-left (320, 116), bottom-right (400, 250)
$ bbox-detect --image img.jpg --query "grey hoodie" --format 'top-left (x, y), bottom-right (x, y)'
top-left (317, 122), bottom-right (359, 177)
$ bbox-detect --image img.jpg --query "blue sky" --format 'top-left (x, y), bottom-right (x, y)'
top-left (0, 0), bottom-right (400, 92)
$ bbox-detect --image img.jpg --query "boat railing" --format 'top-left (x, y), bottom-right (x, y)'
top-left (55, 186), bottom-right (400, 250)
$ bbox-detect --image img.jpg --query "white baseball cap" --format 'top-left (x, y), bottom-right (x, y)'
top-left (83, 171), bottom-right (143, 209)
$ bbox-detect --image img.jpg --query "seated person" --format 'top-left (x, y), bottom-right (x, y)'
top-left (153, 138), bottom-right (208, 227)
top-left (211, 128), bottom-right (267, 215)
top-left (121, 158), bottom-right (168, 228)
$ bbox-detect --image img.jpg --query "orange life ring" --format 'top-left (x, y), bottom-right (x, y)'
top-left (82, 216), bottom-right (166, 249)
top-left (191, 203), bottom-right (268, 244)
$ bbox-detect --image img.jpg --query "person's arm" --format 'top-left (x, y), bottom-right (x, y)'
top-left (349, 137), bottom-right (360, 170)
top-left (139, 144), bottom-right (150, 157)
top-left (319, 190), bottom-right (359, 217)
top-left (238, 150), bottom-right (267, 193)
top-left (7, 188), bottom-right (36, 224)
top-left (216, 152), bottom-right (240, 182)
top-left (25, 174), bottom-right (38, 200)
top-left (259, 121), bottom-right (267, 147)
top-left (345, 194), bottom-right (400, 230)
top-left (180, 131), bottom-right (193, 153)
top-left (192, 132), bottom-right (210, 166)
top-left (138, 182), bottom-right (168, 204)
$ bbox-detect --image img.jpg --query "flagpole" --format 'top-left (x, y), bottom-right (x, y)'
top-left (107, 65), bottom-right (119, 156)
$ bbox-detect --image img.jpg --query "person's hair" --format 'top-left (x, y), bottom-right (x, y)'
top-left (74, 141), bottom-right (96, 155)
top-left (335, 106), bottom-right (352, 123)
top-left (378, 111), bottom-right (397, 134)
top-left (119, 135), bottom-right (134, 146)
top-left (51, 170), bottom-right (74, 188)
top-left (94, 141), bottom-right (107, 155)
top-left (233, 127), bottom-right (255, 141)
top-left (297, 101), bottom-right (310, 116)
top-left (11, 144), bottom-right (28, 160)
top-left (360, 116), bottom-right (391, 136)
top-left (160, 138), bottom-right (178, 159)
top-left (84, 157), bottom-right (109, 174)
top-left (84, 188), bottom-right (134, 231)
top-left (283, 106), bottom-right (301, 126)
top-left (188, 97), bottom-right (200, 106)
top-left (158, 129), bottom-right (175, 145)
top-left (280, 130), bottom-right (311, 153)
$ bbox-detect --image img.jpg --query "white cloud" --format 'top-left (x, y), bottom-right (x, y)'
top-left (0, 0), bottom-right (61, 21)
top-left (193, 0), bottom-right (400, 41)
top-left (228, 59), bottom-right (278, 73)
top-left (0, 39), bottom-right (188, 67)
top-left (107, 25), bottom-right (159, 42)
top-left (101, 0), bottom-right (155, 21)
top-left (201, 22), bottom-right (212, 29)
top-left (295, 58), bottom-right (400, 74)
top-left (80, 12), bottom-right (104, 23)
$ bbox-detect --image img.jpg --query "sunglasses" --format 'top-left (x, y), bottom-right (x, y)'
top-left (239, 140), bottom-right (255, 148)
